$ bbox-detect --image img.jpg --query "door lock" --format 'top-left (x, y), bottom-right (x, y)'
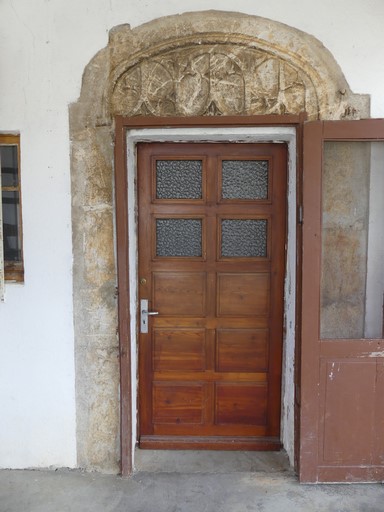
top-left (140, 299), bottom-right (159, 333)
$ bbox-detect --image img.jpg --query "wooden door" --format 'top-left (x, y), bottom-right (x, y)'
top-left (138, 142), bottom-right (287, 449)
top-left (300, 120), bottom-right (384, 482)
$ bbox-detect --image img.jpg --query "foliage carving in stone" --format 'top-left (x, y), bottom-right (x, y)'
top-left (111, 45), bottom-right (319, 117)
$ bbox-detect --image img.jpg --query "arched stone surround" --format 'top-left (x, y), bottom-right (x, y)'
top-left (69, 11), bottom-right (369, 472)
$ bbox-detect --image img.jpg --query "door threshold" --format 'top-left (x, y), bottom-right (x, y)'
top-left (139, 435), bottom-right (281, 451)
top-left (134, 447), bottom-right (292, 474)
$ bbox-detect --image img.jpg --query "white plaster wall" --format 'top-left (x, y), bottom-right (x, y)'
top-left (0, 0), bottom-right (383, 469)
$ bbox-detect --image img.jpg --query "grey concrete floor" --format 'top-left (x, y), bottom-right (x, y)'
top-left (1, 450), bottom-right (383, 512)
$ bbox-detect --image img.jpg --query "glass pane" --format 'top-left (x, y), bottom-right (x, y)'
top-left (156, 160), bottom-right (202, 199)
top-left (156, 218), bottom-right (202, 257)
top-left (0, 146), bottom-right (18, 187)
top-left (222, 160), bottom-right (268, 199)
top-left (321, 142), bottom-right (384, 339)
top-left (221, 219), bottom-right (267, 258)
top-left (2, 191), bottom-right (22, 262)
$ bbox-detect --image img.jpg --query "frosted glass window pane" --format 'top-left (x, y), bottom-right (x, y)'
top-left (221, 219), bottom-right (267, 258)
top-left (156, 160), bottom-right (202, 199)
top-left (222, 160), bottom-right (268, 199)
top-left (156, 219), bottom-right (202, 257)
top-left (321, 142), bottom-right (384, 339)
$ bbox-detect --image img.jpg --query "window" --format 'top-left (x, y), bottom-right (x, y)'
top-left (0, 134), bottom-right (23, 283)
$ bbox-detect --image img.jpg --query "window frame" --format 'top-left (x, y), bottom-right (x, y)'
top-left (0, 134), bottom-right (24, 282)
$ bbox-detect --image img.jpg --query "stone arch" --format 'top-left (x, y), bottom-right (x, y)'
top-left (69, 11), bottom-right (370, 472)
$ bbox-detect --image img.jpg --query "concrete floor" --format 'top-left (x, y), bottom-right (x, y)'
top-left (1, 450), bottom-right (383, 512)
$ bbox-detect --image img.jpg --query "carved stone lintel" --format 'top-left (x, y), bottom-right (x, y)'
top-left (110, 46), bottom-right (319, 118)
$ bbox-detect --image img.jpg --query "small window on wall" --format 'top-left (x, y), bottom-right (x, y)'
top-left (0, 134), bottom-right (23, 283)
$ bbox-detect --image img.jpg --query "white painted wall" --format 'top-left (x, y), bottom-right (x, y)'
top-left (0, 0), bottom-right (383, 469)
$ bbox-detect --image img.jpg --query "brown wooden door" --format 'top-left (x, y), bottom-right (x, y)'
top-left (300, 119), bottom-right (384, 482)
top-left (138, 142), bottom-right (287, 449)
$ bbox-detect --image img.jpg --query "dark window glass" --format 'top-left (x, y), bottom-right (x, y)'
top-left (2, 191), bottom-right (21, 261)
top-left (0, 146), bottom-right (18, 187)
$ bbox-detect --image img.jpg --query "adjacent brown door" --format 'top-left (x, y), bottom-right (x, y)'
top-left (138, 142), bottom-right (287, 449)
top-left (300, 119), bottom-right (384, 482)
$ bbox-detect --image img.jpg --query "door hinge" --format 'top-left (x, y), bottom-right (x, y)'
top-left (298, 205), bottom-right (303, 225)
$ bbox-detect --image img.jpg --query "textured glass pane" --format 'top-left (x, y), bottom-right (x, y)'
top-left (0, 146), bottom-right (18, 187)
top-left (222, 160), bottom-right (268, 199)
top-left (156, 219), bottom-right (202, 257)
top-left (2, 191), bottom-right (22, 261)
top-left (156, 160), bottom-right (202, 199)
top-left (221, 219), bottom-right (267, 257)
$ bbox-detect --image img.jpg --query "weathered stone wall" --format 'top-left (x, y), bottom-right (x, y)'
top-left (321, 142), bottom-right (370, 339)
top-left (69, 11), bottom-right (370, 472)
top-left (70, 49), bottom-right (120, 472)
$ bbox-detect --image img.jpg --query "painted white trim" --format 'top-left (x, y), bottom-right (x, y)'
top-left (126, 127), bottom-right (297, 468)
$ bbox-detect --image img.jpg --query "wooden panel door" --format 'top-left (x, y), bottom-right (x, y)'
top-left (138, 142), bottom-right (287, 449)
top-left (300, 120), bottom-right (384, 482)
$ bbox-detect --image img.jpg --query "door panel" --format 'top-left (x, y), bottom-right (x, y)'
top-left (217, 273), bottom-right (270, 316)
top-left (138, 142), bottom-right (287, 449)
top-left (153, 329), bottom-right (206, 371)
top-left (153, 383), bottom-right (205, 424)
top-left (215, 383), bottom-right (268, 425)
top-left (301, 120), bottom-right (384, 482)
top-left (216, 329), bottom-right (269, 372)
top-left (320, 359), bottom-right (376, 465)
top-left (153, 272), bottom-right (206, 316)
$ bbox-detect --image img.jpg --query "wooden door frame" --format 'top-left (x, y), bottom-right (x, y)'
top-left (114, 114), bottom-right (306, 476)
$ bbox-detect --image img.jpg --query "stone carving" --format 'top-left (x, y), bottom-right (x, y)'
top-left (111, 45), bottom-right (319, 117)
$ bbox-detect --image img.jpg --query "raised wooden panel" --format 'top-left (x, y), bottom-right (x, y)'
top-left (216, 383), bottom-right (267, 425)
top-left (321, 359), bottom-right (376, 464)
top-left (217, 273), bottom-right (270, 317)
top-left (153, 383), bottom-right (204, 424)
top-left (153, 272), bottom-right (206, 316)
top-left (217, 329), bottom-right (268, 372)
top-left (153, 329), bottom-right (206, 371)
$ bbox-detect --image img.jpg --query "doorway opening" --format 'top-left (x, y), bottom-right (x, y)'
top-left (71, 12), bottom-right (369, 475)
top-left (116, 121), bottom-right (299, 473)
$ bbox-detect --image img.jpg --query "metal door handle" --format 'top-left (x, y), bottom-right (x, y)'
top-left (140, 299), bottom-right (159, 333)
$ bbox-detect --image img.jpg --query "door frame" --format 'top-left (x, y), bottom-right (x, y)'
top-left (114, 114), bottom-right (306, 476)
